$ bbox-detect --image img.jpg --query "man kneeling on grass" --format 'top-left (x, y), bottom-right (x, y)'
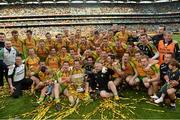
top-left (8, 56), bottom-right (33, 98)
top-left (89, 62), bottom-right (120, 101)
top-left (151, 59), bottom-right (180, 109)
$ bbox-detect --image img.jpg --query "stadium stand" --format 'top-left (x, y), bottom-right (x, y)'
top-left (0, 0), bottom-right (180, 36)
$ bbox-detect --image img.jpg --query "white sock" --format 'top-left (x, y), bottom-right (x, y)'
top-left (170, 103), bottom-right (176, 106)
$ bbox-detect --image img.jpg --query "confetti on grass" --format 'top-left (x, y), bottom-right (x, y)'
top-left (45, 103), bottom-right (80, 119)
top-left (0, 86), bottom-right (10, 111)
top-left (83, 99), bottom-right (136, 119)
top-left (0, 85), bottom-right (168, 119)
top-left (142, 108), bottom-right (165, 113)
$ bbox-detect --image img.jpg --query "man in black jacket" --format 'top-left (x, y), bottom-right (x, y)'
top-left (152, 26), bottom-right (166, 47)
top-left (89, 62), bottom-right (120, 101)
top-left (127, 30), bottom-right (139, 43)
top-left (0, 33), bottom-right (6, 88)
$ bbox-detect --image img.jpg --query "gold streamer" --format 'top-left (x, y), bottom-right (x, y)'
top-left (146, 101), bottom-right (159, 106)
top-left (83, 98), bottom-right (135, 119)
top-left (142, 108), bottom-right (165, 113)
top-left (33, 104), bottom-right (52, 120)
top-left (55, 104), bottom-right (80, 119)
top-left (45, 102), bottom-right (80, 119)
top-left (2, 83), bottom-right (160, 119)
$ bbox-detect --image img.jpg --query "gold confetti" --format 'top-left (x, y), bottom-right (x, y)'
top-left (83, 98), bottom-right (135, 119)
top-left (33, 104), bottom-right (52, 120)
top-left (1, 84), bottom-right (141, 119)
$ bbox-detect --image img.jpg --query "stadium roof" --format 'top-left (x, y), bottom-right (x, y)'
top-left (0, 0), bottom-right (179, 4)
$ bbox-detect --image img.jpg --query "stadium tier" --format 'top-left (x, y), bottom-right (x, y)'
top-left (0, 1), bottom-right (180, 36)
top-left (0, 0), bottom-right (179, 4)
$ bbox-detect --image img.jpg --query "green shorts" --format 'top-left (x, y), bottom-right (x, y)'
top-left (59, 84), bottom-right (68, 93)
top-left (138, 76), bottom-right (145, 82)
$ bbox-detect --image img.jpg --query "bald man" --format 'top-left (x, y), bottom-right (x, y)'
top-left (0, 40), bottom-right (19, 88)
top-left (89, 62), bottom-right (120, 101)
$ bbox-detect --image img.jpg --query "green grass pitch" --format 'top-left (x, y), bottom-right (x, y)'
top-left (0, 34), bottom-right (180, 119)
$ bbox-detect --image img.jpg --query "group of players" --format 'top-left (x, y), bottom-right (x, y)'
top-left (0, 25), bottom-right (180, 110)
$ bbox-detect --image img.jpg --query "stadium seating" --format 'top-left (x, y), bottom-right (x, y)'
top-left (0, 1), bottom-right (180, 36)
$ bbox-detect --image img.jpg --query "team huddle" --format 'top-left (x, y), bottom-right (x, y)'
top-left (0, 25), bottom-right (180, 110)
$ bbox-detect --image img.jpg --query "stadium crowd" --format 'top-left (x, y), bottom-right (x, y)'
top-left (1, 24), bottom-right (180, 38)
top-left (1, 18), bottom-right (180, 27)
top-left (0, 2), bottom-right (180, 16)
top-left (0, 25), bottom-right (180, 111)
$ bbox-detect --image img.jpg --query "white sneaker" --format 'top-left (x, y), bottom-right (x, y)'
top-left (150, 95), bottom-right (159, 99)
top-left (170, 103), bottom-right (176, 110)
top-left (154, 98), bottom-right (163, 103)
top-left (77, 87), bottom-right (84, 93)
